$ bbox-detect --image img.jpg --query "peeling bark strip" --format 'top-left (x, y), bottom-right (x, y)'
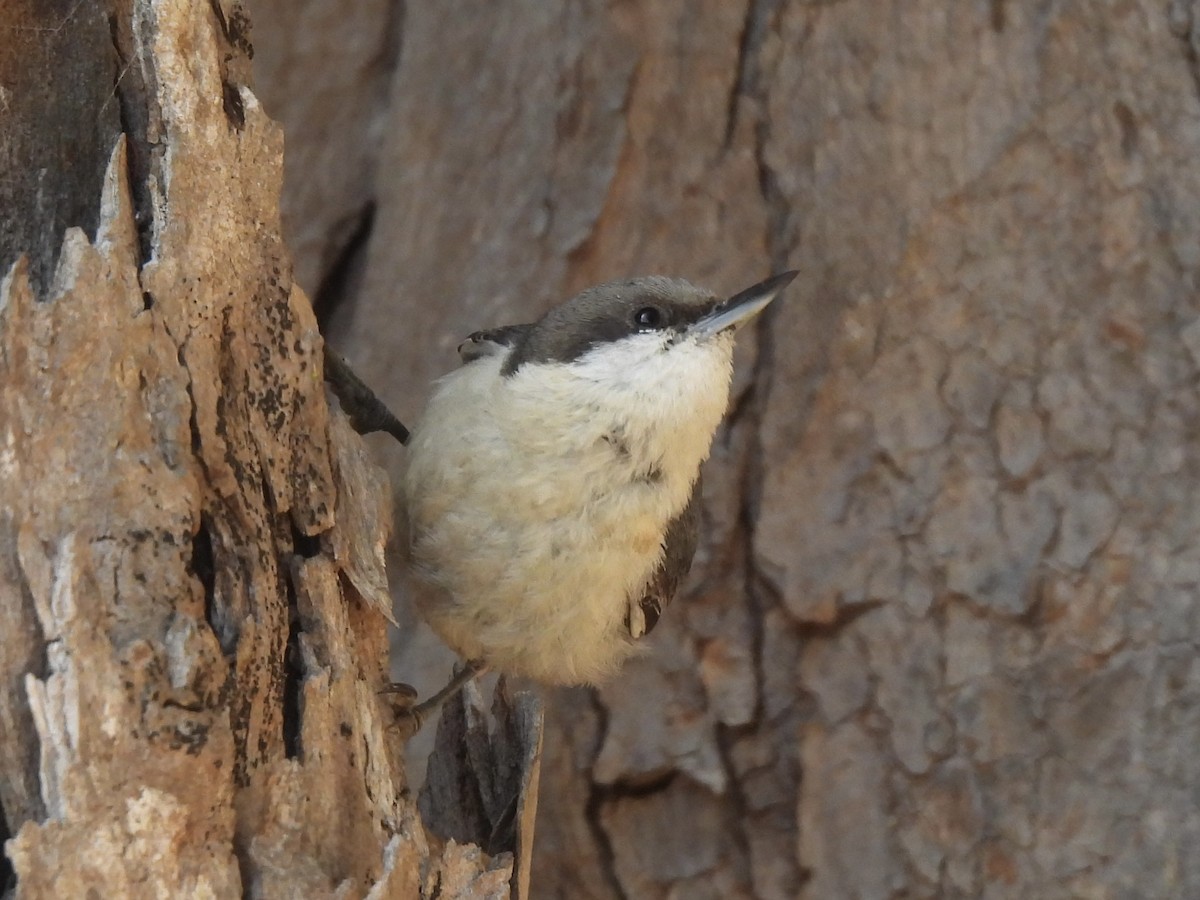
top-left (0, 1), bottom-right (513, 897)
top-left (420, 680), bottom-right (544, 900)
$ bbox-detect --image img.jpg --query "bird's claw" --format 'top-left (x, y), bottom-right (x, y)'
top-left (379, 681), bottom-right (425, 732)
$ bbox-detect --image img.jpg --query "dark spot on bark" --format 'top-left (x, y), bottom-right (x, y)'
top-left (556, 85), bottom-right (583, 141)
top-left (142, 291), bottom-right (154, 310)
top-left (191, 519), bottom-right (216, 627)
top-left (291, 519), bottom-right (321, 559)
top-left (226, 6), bottom-right (254, 59)
top-left (282, 583), bottom-right (303, 760)
top-left (990, 0), bottom-right (1005, 31)
top-left (231, 693), bottom-right (253, 787)
top-left (208, 0), bottom-right (254, 59)
top-left (313, 203), bottom-right (376, 330)
top-left (1113, 101), bottom-right (1138, 157)
top-left (340, 722), bottom-right (353, 738)
top-left (221, 80), bottom-right (245, 130)
top-left (0, 803), bottom-right (13, 893)
top-left (158, 715), bottom-right (212, 756)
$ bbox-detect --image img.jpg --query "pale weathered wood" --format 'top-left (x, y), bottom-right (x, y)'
top-left (420, 680), bottom-right (543, 900)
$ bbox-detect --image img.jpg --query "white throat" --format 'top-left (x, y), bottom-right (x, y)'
top-left (509, 331), bottom-right (736, 477)
top-left (403, 329), bottom-right (736, 683)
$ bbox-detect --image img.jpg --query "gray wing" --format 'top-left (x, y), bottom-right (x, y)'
top-left (626, 481), bottom-right (701, 639)
top-left (457, 324), bottom-right (533, 364)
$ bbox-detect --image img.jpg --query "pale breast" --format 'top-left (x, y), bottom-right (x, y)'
top-left (404, 337), bottom-right (732, 684)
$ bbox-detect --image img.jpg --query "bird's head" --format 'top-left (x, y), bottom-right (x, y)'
top-left (502, 272), bottom-right (799, 396)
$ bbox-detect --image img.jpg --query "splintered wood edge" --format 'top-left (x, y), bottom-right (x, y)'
top-left (511, 691), bottom-right (544, 900)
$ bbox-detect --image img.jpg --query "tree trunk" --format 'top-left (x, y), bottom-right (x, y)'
top-left (0, 2), bottom-right (514, 896)
top-left (249, 0), bottom-right (1200, 897)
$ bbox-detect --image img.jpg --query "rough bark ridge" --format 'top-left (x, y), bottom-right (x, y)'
top-left (0, 1), bottom-right (510, 896)
top-left (250, 0), bottom-right (1200, 897)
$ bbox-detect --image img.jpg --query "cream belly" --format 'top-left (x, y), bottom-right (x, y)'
top-left (404, 335), bottom-right (733, 685)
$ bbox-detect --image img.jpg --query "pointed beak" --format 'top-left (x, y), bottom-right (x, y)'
top-left (689, 270), bottom-right (799, 338)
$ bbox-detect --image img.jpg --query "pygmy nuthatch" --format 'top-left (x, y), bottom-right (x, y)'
top-left (403, 271), bottom-right (798, 690)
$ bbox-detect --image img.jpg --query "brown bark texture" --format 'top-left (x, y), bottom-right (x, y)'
top-left (246, 0), bottom-right (1200, 898)
top-left (0, 1), bottom-right (519, 897)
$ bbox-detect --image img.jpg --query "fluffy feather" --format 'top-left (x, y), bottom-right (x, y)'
top-left (405, 328), bottom-right (734, 684)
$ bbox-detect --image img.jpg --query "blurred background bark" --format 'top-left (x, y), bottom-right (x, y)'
top-left (247, 1), bottom-right (1200, 897)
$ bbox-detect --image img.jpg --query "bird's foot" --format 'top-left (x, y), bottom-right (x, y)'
top-left (380, 661), bottom-right (487, 735)
top-left (379, 681), bottom-right (425, 734)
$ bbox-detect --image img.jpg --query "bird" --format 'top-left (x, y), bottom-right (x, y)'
top-left (393, 271), bottom-right (798, 705)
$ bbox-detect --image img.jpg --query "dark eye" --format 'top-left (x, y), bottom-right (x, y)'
top-left (634, 306), bottom-right (663, 329)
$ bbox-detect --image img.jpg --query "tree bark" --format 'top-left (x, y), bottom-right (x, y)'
top-left (1, 1), bottom-right (514, 896)
top-left (249, 0), bottom-right (1200, 897)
